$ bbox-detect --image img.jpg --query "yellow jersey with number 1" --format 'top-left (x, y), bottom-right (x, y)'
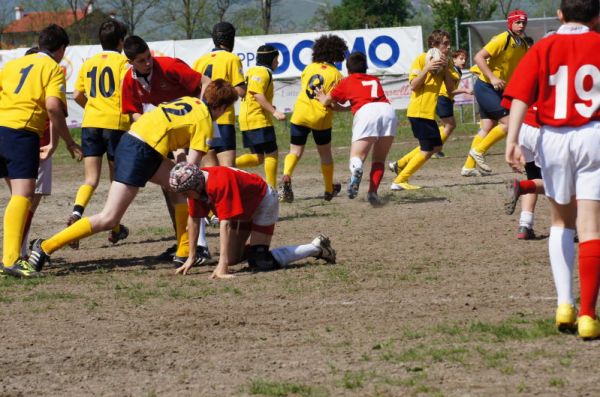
top-left (290, 62), bottom-right (342, 130)
top-left (0, 52), bottom-right (66, 136)
top-left (74, 50), bottom-right (130, 130)
top-left (130, 96), bottom-right (214, 157)
top-left (193, 49), bottom-right (244, 125)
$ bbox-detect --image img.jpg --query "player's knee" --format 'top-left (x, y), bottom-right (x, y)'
top-left (247, 245), bottom-right (280, 272)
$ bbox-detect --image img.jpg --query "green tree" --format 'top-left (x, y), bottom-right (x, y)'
top-left (428, 0), bottom-right (497, 50)
top-left (324, 0), bottom-right (414, 30)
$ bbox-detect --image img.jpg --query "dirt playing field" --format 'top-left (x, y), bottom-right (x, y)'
top-left (2, 127), bottom-right (599, 396)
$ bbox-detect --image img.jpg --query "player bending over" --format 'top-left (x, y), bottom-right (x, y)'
top-left (170, 164), bottom-right (336, 279)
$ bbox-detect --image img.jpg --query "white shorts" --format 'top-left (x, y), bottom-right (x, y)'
top-left (518, 123), bottom-right (540, 164)
top-left (253, 186), bottom-right (279, 226)
top-left (538, 122), bottom-right (600, 204)
top-left (351, 102), bottom-right (398, 142)
top-left (35, 158), bottom-right (52, 195)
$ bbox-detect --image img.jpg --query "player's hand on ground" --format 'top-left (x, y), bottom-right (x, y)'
top-left (67, 142), bottom-right (84, 161)
top-left (175, 257), bottom-right (195, 275)
top-left (505, 141), bottom-right (524, 173)
top-left (273, 110), bottom-right (286, 121)
top-left (210, 263), bottom-right (234, 279)
top-left (490, 76), bottom-right (506, 91)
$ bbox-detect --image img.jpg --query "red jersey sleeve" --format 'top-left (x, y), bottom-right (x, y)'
top-left (166, 58), bottom-right (203, 97)
top-left (188, 197), bottom-right (209, 218)
top-left (121, 70), bottom-right (143, 114)
top-left (330, 78), bottom-right (348, 103)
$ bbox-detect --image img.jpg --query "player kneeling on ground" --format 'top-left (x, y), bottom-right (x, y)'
top-left (169, 163), bottom-right (337, 279)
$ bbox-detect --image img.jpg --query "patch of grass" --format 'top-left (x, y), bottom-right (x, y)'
top-left (340, 370), bottom-right (366, 390)
top-left (115, 282), bottom-right (162, 305)
top-left (137, 226), bottom-right (174, 236)
top-left (475, 347), bottom-right (509, 369)
top-left (23, 291), bottom-right (79, 301)
top-left (378, 343), bottom-right (468, 365)
top-left (549, 378), bottom-right (567, 388)
top-left (467, 317), bottom-right (556, 342)
top-left (247, 379), bottom-right (329, 397)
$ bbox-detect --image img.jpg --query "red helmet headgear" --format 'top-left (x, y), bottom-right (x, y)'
top-left (508, 9), bottom-right (528, 31)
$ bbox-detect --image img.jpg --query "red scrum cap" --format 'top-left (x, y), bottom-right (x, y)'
top-left (507, 9), bottom-right (528, 30)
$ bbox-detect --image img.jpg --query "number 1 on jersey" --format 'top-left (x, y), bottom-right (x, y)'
top-left (14, 64), bottom-right (33, 94)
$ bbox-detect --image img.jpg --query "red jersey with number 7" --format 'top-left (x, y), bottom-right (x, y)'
top-left (503, 25), bottom-right (600, 127)
top-left (330, 73), bottom-right (389, 114)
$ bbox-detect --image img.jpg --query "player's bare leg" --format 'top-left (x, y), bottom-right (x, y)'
top-left (216, 149), bottom-right (236, 167)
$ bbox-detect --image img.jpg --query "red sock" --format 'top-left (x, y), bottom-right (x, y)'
top-left (579, 240), bottom-right (600, 318)
top-left (369, 162), bottom-right (385, 193)
top-left (519, 180), bottom-right (537, 194)
top-left (21, 210), bottom-right (34, 245)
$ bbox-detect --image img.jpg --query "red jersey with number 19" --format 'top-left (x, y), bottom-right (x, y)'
top-left (330, 73), bottom-right (389, 114)
top-left (503, 25), bottom-right (600, 127)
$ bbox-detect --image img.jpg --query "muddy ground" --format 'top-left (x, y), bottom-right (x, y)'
top-left (1, 133), bottom-right (599, 397)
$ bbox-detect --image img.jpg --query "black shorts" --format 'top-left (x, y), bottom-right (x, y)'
top-left (290, 123), bottom-right (331, 146)
top-left (474, 79), bottom-right (509, 120)
top-left (408, 117), bottom-right (442, 152)
top-left (525, 161), bottom-right (542, 180)
top-left (0, 126), bottom-right (40, 179)
top-left (436, 96), bottom-right (454, 119)
top-left (242, 127), bottom-right (278, 154)
top-left (210, 124), bottom-right (237, 152)
top-left (81, 127), bottom-right (125, 161)
top-left (113, 133), bottom-right (163, 187)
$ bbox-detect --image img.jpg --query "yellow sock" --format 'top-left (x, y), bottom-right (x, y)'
top-left (42, 217), bottom-right (93, 255)
top-left (440, 129), bottom-right (449, 143)
top-left (2, 195), bottom-right (31, 266)
top-left (475, 124), bottom-right (507, 154)
top-left (398, 146), bottom-right (421, 169)
top-left (394, 152), bottom-right (428, 184)
top-left (283, 153), bottom-right (299, 177)
top-left (111, 224), bottom-right (121, 233)
top-left (235, 153), bottom-right (261, 168)
top-left (463, 135), bottom-right (484, 169)
top-left (74, 184), bottom-right (95, 208)
top-left (321, 163), bottom-right (334, 193)
top-left (264, 154), bottom-right (278, 187)
top-left (174, 203), bottom-right (190, 257)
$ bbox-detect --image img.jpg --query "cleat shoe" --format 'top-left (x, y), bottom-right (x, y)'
top-left (312, 234), bottom-right (336, 264)
top-left (108, 224), bottom-right (129, 244)
top-left (504, 178), bottom-right (521, 215)
top-left (209, 215), bottom-right (219, 227)
top-left (461, 167), bottom-right (481, 177)
top-left (28, 239), bottom-right (50, 272)
top-left (367, 192), bottom-right (382, 207)
top-left (332, 183), bottom-right (341, 197)
top-left (173, 246), bottom-right (211, 268)
top-left (578, 315), bottom-right (600, 340)
top-left (157, 244), bottom-right (177, 261)
top-left (469, 148), bottom-right (492, 173)
top-left (347, 168), bottom-right (363, 199)
top-left (556, 303), bottom-right (577, 333)
top-left (3, 259), bottom-right (41, 278)
top-left (67, 213), bottom-right (81, 249)
top-left (278, 176), bottom-right (294, 203)
top-left (517, 226), bottom-right (535, 240)
top-left (388, 161), bottom-right (402, 175)
top-left (432, 151), bottom-right (445, 159)
top-left (390, 182), bottom-right (421, 191)
top-left (323, 191), bottom-right (334, 201)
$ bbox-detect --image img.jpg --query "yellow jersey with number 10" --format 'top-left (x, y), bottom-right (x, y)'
top-left (130, 96), bottom-right (214, 158)
top-left (74, 51), bottom-right (130, 131)
top-left (290, 62), bottom-right (342, 130)
top-left (0, 52), bottom-right (66, 136)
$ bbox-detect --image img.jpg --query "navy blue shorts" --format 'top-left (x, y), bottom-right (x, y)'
top-left (0, 126), bottom-right (40, 179)
top-left (113, 133), bottom-right (163, 187)
top-left (81, 127), bottom-right (125, 161)
top-left (408, 117), bottom-right (442, 152)
top-left (290, 123), bottom-right (332, 146)
top-left (436, 96), bottom-right (454, 119)
top-left (210, 124), bottom-right (237, 152)
top-left (242, 127), bottom-right (278, 154)
top-left (474, 79), bottom-right (509, 120)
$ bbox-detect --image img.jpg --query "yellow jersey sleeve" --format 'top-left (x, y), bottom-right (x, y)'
top-left (406, 53), bottom-right (444, 120)
top-left (479, 31), bottom-right (528, 84)
top-left (130, 96), bottom-right (213, 157)
top-left (193, 50), bottom-right (244, 125)
top-left (77, 52), bottom-right (130, 131)
top-left (239, 66), bottom-right (274, 131)
top-left (439, 66), bottom-right (461, 99)
top-left (290, 62), bottom-right (342, 130)
top-left (0, 53), bottom-right (66, 136)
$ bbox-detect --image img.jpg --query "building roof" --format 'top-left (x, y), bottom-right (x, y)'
top-left (3, 9), bottom-right (88, 34)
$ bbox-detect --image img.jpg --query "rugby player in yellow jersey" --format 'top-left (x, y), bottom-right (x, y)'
top-left (68, 20), bottom-right (130, 250)
top-left (28, 81), bottom-right (240, 273)
top-left (193, 22), bottom-right (246, 167)
top-left (278, 34), bottom-right (348, 203)
top-left (461, 9), bottom-right (529, 176)
top-left (388, 29), bottom-right (456, 191)
top-left (235, 45), bottom-right (285, 187)
top-left (0, 25), bottom-right (83, 278)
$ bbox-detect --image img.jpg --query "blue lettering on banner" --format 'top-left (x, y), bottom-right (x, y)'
top-left (237, 52), bottom-right (256, 67)
top-left (368, 36), bottom-right (399, 68)
top-left (291, 39), bottom-right (313, 72)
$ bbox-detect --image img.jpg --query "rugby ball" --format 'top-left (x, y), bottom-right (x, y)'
top-left (426, 47), bottom-right (442, 74)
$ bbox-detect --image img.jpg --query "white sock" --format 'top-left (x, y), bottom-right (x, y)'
top-left (196, 219), bottom-right (208, 247)
top-left (271, 243), bottom-right (320, 266)
top-left (549, 226), bottom-right (576, 305)
top-left (519, 211), bottom-right (534, 228)
top-left (349, 156), bottom-right (363, 174)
